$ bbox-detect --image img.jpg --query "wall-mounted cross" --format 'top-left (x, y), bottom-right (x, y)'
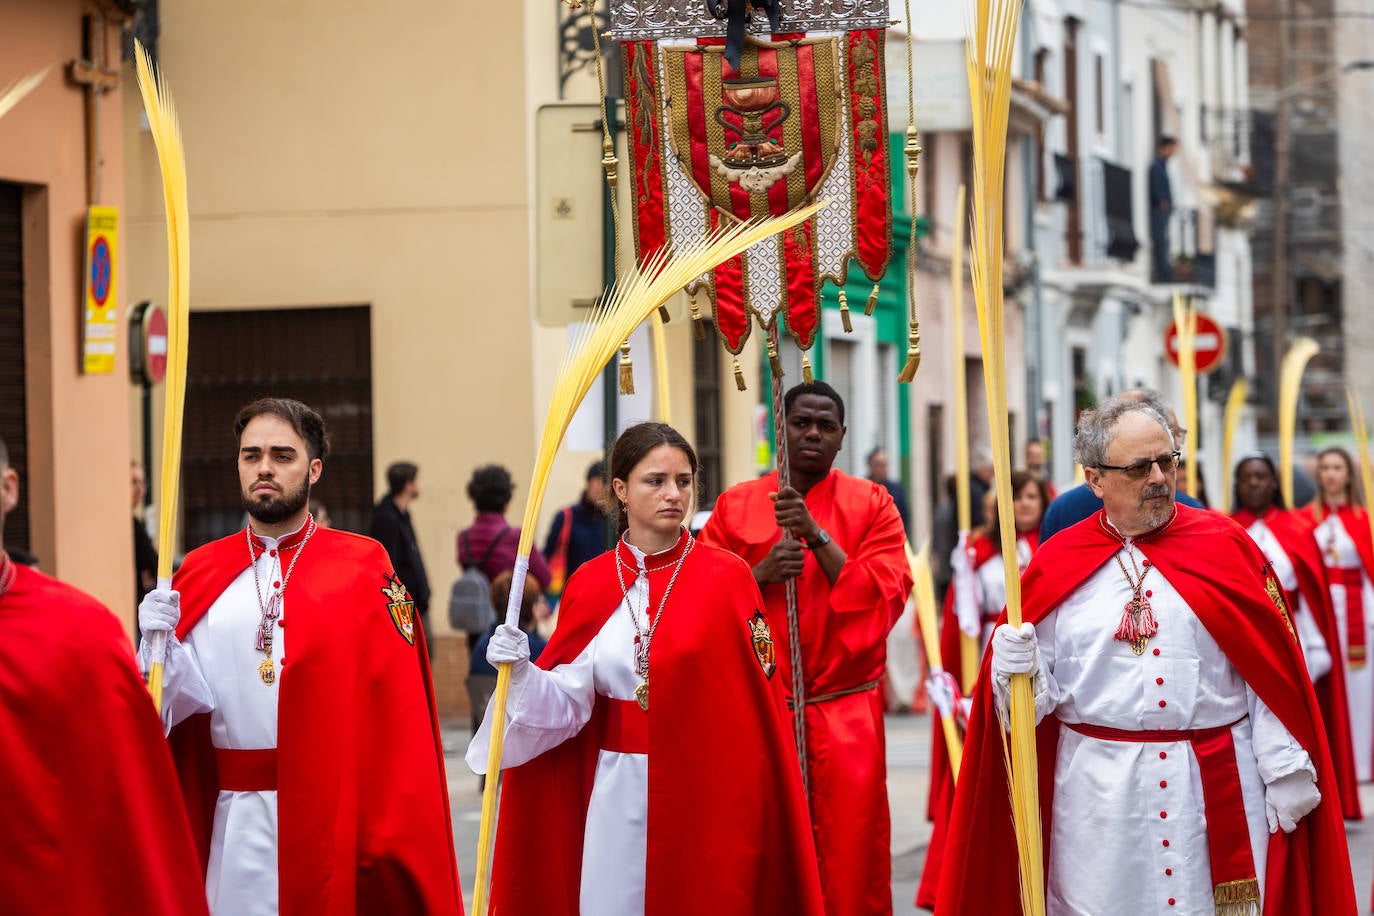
top-left (68, 13), bottom-right (120, 205)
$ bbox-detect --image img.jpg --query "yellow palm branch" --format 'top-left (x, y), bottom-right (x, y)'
top-left (472, 197), bottom-right (830, 914)
top-left (0, 68), bottom-right (47, 121)
top-left (1221, 379), bottom-right (1249, 513)
top-left (966, 0), bottom-right (1043, 910)
top-left (1279, 338), bottom-right (1319, 508)
top-left (910, 541), bottom-right (962, 775)
top-left (134, 41), bottom-right (191, 713)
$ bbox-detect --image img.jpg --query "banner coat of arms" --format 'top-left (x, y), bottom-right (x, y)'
top-left (616, 1), bottom-right (893, 356)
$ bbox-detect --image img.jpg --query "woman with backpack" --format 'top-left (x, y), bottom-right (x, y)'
top-left (453, 464), bottom-right (552, 650)
top-left (465, 422), bottom-right (823, 915)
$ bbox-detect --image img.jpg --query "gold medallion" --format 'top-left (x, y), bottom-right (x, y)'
top-left (258, 658), bottom-right (276, 686)
top-left (634, 681), bottom-right (649, 711)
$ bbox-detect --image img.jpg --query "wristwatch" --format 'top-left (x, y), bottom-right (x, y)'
top-left (806, 528), bottom-right (832, 550)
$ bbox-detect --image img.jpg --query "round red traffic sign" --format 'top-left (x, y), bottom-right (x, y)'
top-left (1165, 312), bottom-right (1228, 374)
top-left (142, 305), bottom-right (168, 384)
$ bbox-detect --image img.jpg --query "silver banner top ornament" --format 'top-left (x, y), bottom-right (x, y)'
top-left (607, 0), bottom-right (890, 41)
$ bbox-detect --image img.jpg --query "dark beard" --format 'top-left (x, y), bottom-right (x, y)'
top-left (242, 477), bottom-right (311, 525)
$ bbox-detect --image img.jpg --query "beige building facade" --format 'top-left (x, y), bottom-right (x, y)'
top-left (0, 1), bottom-right (136, 623)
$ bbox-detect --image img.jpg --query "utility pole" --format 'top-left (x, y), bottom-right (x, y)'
top-left (1269, 0), bottom-right (1291, 422)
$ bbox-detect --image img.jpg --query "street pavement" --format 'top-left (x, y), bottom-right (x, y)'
top-left (443, 713), bottom-right (1374, 912)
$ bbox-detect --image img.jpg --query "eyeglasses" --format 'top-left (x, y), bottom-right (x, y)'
top-left (1097, 451), bottom-right (1182, 480)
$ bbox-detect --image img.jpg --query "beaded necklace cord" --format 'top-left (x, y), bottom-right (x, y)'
top-left (614, 532), bottom-right (694, 711)
top-left (246, 517), bottom-right (316, 686)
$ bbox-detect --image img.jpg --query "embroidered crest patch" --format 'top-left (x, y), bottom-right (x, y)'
top-left (1263, 565), bottom-right (1296, 641)
top-left (382, 574), bottom-right (416, 645)
top-left (750, 610), bottom-right (776, 679)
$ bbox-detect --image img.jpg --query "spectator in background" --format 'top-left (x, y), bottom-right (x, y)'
top-left (457, 464), bottom-right (552, 598)
top-left (866, 446), bottom-right (911, 539)
top-left (543, 459), bottom-right (609, 603)
top-left (969, 447), bottom-right (994, 529)
top-left (1149, 135), bottom-right (1177, 282)
top-left (132, 462), bottom-right (157, 607)
top-left (369, 461), bottom-right (433, 657)
top-left (470, 571), bottom-right (549, 679)
top-left (310, 500), bottom-right (333, 529)
top-left (930, 474), bottom-right (958, 602)
top-left (1024, 439), bottom-right (1058, 500)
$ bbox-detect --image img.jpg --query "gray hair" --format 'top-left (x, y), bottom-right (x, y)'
top-left (1074, 397), bottom-right (1174, 468)
top-left (1126, 388), bottom-right (1175, 428)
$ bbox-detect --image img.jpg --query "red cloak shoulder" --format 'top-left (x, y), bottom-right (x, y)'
top-left (489, 538), bottom-right (824, 916)
top-left (936, 507), bottom-right (1356, 915)
top-left (0, 564), bottom-right (208, 915)
top-left (169, 528), bottom-right (463, 916)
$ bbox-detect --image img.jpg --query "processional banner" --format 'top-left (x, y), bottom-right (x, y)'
top-left (612, 0), bottom-right (893, 356)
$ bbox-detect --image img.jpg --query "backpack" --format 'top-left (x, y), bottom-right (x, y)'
top-left (449, 526), bottom-right (511, 634)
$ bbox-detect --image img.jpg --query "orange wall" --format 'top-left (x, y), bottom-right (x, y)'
top-left (0, 3), bottom-right (135, 629)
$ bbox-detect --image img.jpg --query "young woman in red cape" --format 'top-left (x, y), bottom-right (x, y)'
top-left (1232, 452), bottom-right (1360, 818)
top-left (917, 470), bottom-right (1047, 910)
top-left (466, 422), bottom-right (823, 916)
top-left (1308, 446), bottom-right (1374, 784)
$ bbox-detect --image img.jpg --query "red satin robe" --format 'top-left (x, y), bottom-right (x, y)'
top-left (936, 507), bottom-right (1355, 915)
top-left (700, 470), bottom-right (912, 916)
top-left (0, 563), bottom-right (209, 915)
top-left (1234, 506), bottom-right (1361, 819)
top-left (168, 527), bottom-right (464, 916)
top-left (488, 533), bottom-right (825, 915)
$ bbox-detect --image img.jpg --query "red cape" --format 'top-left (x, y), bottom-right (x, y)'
top-left (489, 534), bottom-right (823, 915)
top-left (700, 470), bottom-right (911, 916)
top-left (1234, 507), bottom-right (1361, 819)
top-left (170, 527), bottom-right (463, 916)
top-left (919, 532), bottom-right (1036, 910)
top-left (936, 507), bottom-right (1355, 916)
top-left (0, 563), bottom-right (209, 915)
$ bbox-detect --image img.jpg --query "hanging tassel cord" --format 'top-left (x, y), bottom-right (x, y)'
top-left (896, 0), bottom-right (923, 382)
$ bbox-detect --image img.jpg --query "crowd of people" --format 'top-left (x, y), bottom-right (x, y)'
top-left (7, 381), bottom-right (1374, 914)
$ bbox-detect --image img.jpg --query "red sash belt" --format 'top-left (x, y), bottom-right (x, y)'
top-left (599, 696), bottom-right (648, 755)
top-left (1065, 718), bottom-right (1259, 909)
top-left (1332, 566), bottom-right (1367, 667)
top-left (215, 747), bottom-right (278, 792)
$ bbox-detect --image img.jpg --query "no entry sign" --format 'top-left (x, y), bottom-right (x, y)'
top-left (1165, 312), bottom-right (1228, 375)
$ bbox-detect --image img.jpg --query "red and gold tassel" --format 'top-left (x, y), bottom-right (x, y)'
top-left (838, 289), bottom-right (853, 333)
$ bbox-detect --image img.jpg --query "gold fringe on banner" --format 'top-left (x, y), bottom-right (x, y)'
top-left (733, 355), bottom-right (747, 391)
top-left (839, 289), bottom-right (853, 333)
top-left (766, 331), bottom-right (784, 379)
top-left (802, 353), bottom-right (814, 384)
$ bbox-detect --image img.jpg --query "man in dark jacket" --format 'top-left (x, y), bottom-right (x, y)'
top-left (369, 461), bottom-right (433, 656)
top-left (542, 459), bottom-right (609, 593)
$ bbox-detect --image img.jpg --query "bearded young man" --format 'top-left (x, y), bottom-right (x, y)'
top-left (138, 398), bottom-right (463, 916)
top-left (699, 381), bottom-right (912, 916)
top-left (938, 397), bottom-right (1353, 915)
top-left (0, 436), bottom-right (208, 915)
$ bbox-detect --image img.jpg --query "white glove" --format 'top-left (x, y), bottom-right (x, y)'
top-left (139, 588), bottom-right (180, 636)
top-left (926, 669), bottom-right (958, 720)
top-left (990, 622), bottom-right (1040, 688)
top-left (486, 623), bottom-right (531, 680)
top-left (1265, 769), bottom-right (1321, 834)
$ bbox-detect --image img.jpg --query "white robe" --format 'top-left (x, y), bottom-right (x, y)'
top-left (466, 540), bottom-right (662, 916)
top-left (1315, 512), bottom-right (1374, 780)
top-left (143, 527), bottom-right (301, 916)
top-left (974, 535), bottom-right (1033, 651)
top-left (1027, 545), bottom-right (1313, 916)
top-left (1244, 519), bottom-right (1333, 682)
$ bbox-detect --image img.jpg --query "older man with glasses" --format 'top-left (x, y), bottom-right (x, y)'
top-left (1038, 387), bottom-right (1205, 543)
top-left (937, 395), bottom-right (1354, 915)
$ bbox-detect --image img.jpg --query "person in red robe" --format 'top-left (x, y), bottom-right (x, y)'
top-left (1231, 452), bottom-right (1360, 819)
top-left (918, 470), bottom-right (1047, 910)
top-left (0, 439), bottom-right (209, 916)
top-left (938, 399), bottom-right (1355, 915)
top-left (699, 382), bottom-right (912, 916)
top-left (469, 422), bottom-right (823, 915)
top-left (138, 398), bottom-right (463, 916)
